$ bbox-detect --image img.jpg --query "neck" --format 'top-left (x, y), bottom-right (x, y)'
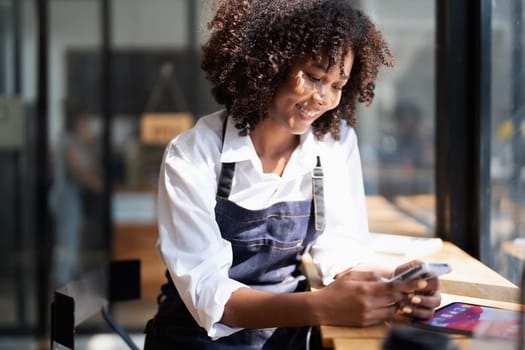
top-left (250, 123), bottom-right (300, 175)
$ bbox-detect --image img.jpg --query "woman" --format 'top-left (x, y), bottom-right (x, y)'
top-left (144, 0), bottom-right (441, 349)
top-left (49, 100), bottom-right (104, 285)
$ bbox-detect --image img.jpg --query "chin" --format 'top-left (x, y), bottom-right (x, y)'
top-left (290, 124), bottom-right (312, 135)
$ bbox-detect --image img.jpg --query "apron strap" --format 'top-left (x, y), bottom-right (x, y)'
top-left (217, 112), bottom-right (235, 198)
top-left (312, 156), bottom-right (325, 232)
top-left (217, 162), bottom-right (235, 198)
top-left (217, 154), bottom-right (325, 233)
top-left (216, 113), bottom-right (325, 233)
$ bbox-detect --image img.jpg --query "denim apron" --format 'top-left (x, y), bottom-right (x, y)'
top-left (145, 124), bottom-right (325, 349)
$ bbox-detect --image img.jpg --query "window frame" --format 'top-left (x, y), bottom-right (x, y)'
top-left (435, 0), bottom-right (492, 261)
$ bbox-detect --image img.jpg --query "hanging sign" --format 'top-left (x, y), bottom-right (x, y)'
top-left (140, 112), bottom-right (193, 145)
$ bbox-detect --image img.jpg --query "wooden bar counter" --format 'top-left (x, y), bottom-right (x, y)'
top-left (321, 241), bottom-right (520, 350)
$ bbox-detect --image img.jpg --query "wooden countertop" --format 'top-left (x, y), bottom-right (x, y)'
top-left (366, 195), bottom-right (432, 237)
top-left (328, 294), bottom-right (521, 350)
top-left (321, 241), bottom-right (520, 350)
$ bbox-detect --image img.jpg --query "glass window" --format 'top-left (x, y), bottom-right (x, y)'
top-left (490, 0), bottom-right (525, 284)
top-left (108, 0), bottom-right (209, 330)
top-left (48, 0), bottom-right (107, 287)
top-left (0, 0), bottom-right (38, 331)
top-left (354, 0), bottom-right (436, 237)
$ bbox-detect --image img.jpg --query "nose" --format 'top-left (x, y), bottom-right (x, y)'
top-left (312, 86), bottom-right (328, 106)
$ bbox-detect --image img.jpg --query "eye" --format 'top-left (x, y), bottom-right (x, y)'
top-left (332, 85), bottom-right (344, 91)
top-left (306, 73), bottom-right (321, 82)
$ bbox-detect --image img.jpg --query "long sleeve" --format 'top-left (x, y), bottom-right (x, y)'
top-left (156, 115), bottom-right (246, 339)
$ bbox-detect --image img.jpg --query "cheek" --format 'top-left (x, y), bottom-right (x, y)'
top-left (292, 71), bottom-right (315, 95)
top-left (273, 74), bottom-right (309, 108)
top-left (328, 93), bottom-right (342, 109)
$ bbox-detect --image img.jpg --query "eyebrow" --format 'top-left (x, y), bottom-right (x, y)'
top-left (311, 62), bottom-right (350, 80)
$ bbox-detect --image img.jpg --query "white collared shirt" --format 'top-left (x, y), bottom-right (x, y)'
top-left (157, 110), bottom-right (370, 339)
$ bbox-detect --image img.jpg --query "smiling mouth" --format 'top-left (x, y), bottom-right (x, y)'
top-left (296, 104), bottom-right (320, 120)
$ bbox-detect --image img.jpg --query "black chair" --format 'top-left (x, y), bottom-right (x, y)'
top-left (50, 259), bottom-right (141, 350)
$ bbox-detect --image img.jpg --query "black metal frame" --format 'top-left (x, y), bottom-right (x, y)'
top-left (36, 0), bottom-right (51, 341)
top-left (12, 0), bottom-right (28, 332)
top-left (100, 0), bottom-right (113, 257)
top-left (477, 0), bottom-right (494, 267)
top-left (435, 0), bottom-right (491, 259)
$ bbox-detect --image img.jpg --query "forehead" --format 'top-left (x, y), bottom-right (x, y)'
top-left (301, 50), bottom-right (354, 76)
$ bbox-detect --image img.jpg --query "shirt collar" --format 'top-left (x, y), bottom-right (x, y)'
top-left (220, 116), bottom-right (320, 174)
top-left (220, 116), bottom-right (255, 163)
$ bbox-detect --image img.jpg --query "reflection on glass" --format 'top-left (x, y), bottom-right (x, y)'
top-left (378, 100), bottom-right (433, 197)
top-left (354, 0), bottom-right (436, 236)
top-left (491, 0), bottom-right (525, 284)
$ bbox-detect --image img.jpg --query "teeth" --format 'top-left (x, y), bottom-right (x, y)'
top-left (297, 105), bottom-right (318, 118)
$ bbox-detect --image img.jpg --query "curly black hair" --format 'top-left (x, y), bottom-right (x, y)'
top-left (201, 0), bottom-right (393, 140)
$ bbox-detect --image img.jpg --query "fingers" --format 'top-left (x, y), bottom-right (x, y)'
top-left (350, 293), bottom-right (405, 326)
top-left (325, 272), bottom-right (442, 327)
top-left (338, 275), bottom-right (407, 304)
top-left (338, 269), bottom-right (383, 282)
top-left (376, 292), bottom-right (405, 308)
top-left (391, 274), bottom-right (440, 294)
top-left (405, 291), bottom-right (441, 309)
top-left (388, 278), bottom-right (423, 294)
top-left (356, 284), bottom-right (440, 324)
top-left (419, 275), bottom-right (440, 294)
top-left (334, 267), bottom-right (353, 279)
top-left (321, 277), bottom-right (405, 327)
top-left (389, 273), bottom-right (441, 320)
top-left (361, 304), bottom-right (398, 326)
top-left (393, 259), bottom-right (423, 276)
top-left (365, 277), bottom-right (422, 296)
top-left (398, 291), bottom-right (442, 319)
top-left (416, 291), bottom-right (442, 310)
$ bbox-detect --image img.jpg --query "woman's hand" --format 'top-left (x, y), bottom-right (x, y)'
top-left (316, 269), bottom-right (432, 327)
top-left (392, 260), bottom-right (442, 320)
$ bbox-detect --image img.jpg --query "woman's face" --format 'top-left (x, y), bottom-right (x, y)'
top-left (267, 50), bottom-right (354, 135)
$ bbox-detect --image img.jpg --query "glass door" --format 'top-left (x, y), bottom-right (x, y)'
top-left (0, 0), bottom-right (39, 335)
top-left (48, 0), bottom-right (107, 289)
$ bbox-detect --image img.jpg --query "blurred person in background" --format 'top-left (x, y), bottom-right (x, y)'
top-left (49, 99), bottom-right (104, 285)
